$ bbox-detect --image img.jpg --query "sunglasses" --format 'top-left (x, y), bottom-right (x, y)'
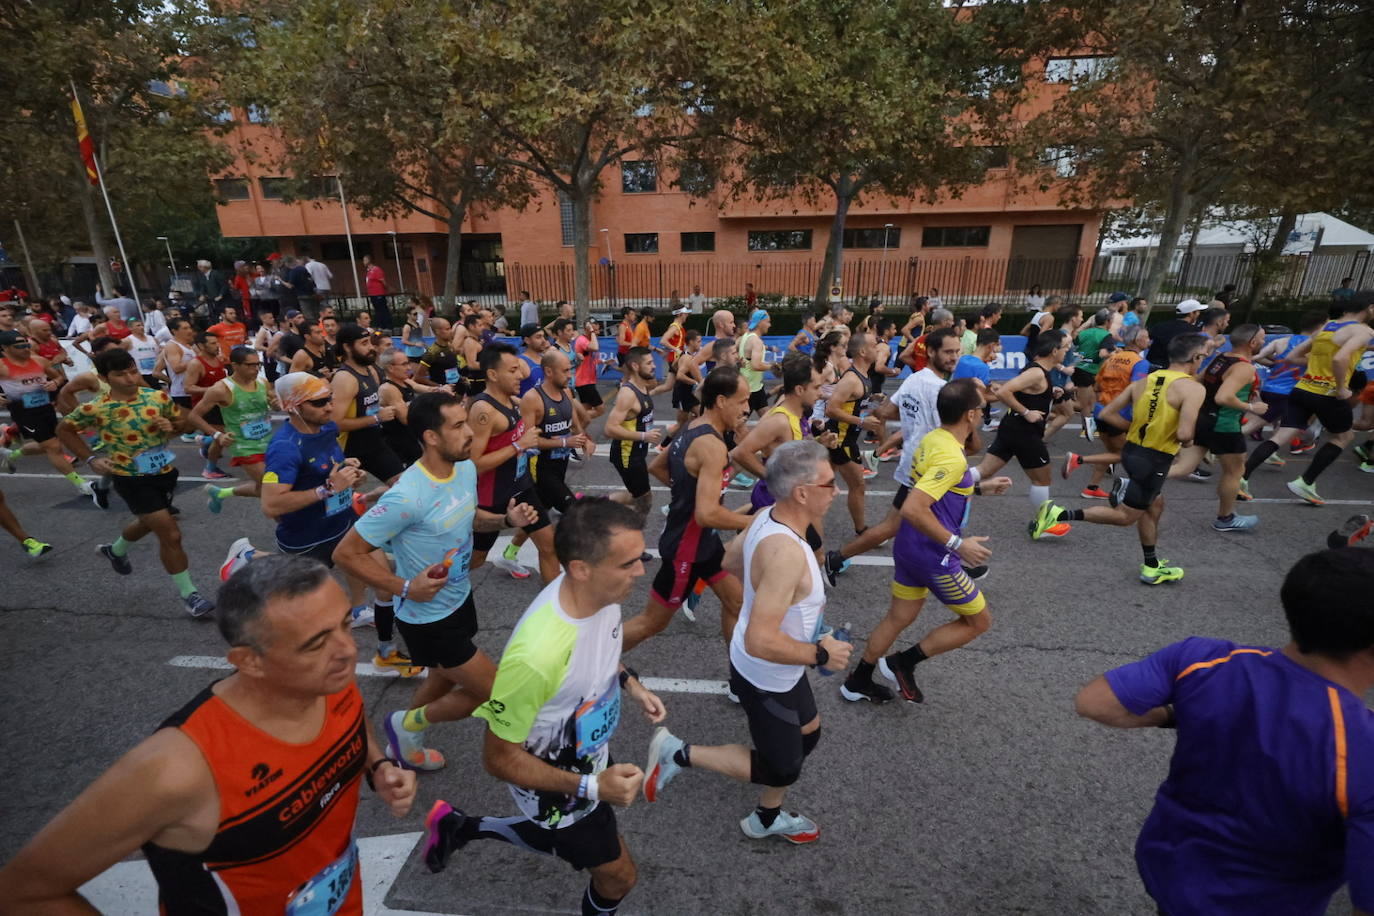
top-left (616, 551), bottom-right (655, 569)
top-left (305, 396), bottom-right (332, 408)
top-left (807, 479), bottom-right (837, 489)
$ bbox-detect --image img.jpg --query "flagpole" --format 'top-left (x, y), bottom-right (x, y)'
top-left (336, 176), bottom-right (362, 308)
top-left (71, 80), bottom-right (145, 320)
top-left (13, 220), bottom-right (42, 299)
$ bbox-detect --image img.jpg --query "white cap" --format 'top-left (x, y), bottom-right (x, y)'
top-left (59, 295), bottom-right (71, 306)
top-left (673, 306), bottom-right (691, 315)
top-left (1176, 298), bottom-right (1205, 314)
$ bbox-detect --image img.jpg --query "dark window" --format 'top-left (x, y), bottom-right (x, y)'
top-left (748, 230), bottom-right (812, 252)
top-left (842, 227), bottom-right (900, 249)
top-left (558, 192), bottom-right (575, 247)
top-left (921, 226), bottom-right (991, 247)
top-left (259, 177), bottom-right (289, 200)
top-left (621, 161), bottom-right (657, 194)
top-left (674, 161), bottom-right (714, 196)
top-left (246, 104), bottom-right (270, 124)
top-left (680, 231), bottom-right (715, 253)
top-left (624, 233), bottom-right (659, 254)
top-left (209, 105), bottom-right (233, 124)
top-left (213, 178), bottom-right (250, 201)
top-left (321, 241), bottom-right (351, 260)
top-left (979, 146), bottom-right (1009, 170)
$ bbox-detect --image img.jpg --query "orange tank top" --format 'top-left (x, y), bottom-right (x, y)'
top-left (143, 681), bottom-right (367, 915)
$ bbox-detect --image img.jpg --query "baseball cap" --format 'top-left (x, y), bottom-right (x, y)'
top-left (1175, 299), bottom-right (1205, 314)
top-left (284, 309), bottom-right (302, 319)
top-left (274, 372), bottom-right (331, 410)
top-left (748, 308), bottom-right (769, 330)
top-left (520, 322), bottom-right (542, 340)
top-left (0, 330), bottom-right (28, 348)
top-left (1108, 291), bottom-right (1130, 303)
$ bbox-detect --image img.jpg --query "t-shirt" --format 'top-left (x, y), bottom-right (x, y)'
top-left (1145, 319), bottom-right (1197, 367)
top-left (573, 335), bottom-right (598, 388)
top-left (475, 575), bottom-right (622, 829)
top-left (353, 460), bottom-right (476, 624)
top-left (893, 427), bottom-right (973, 569)
top-left (261, 420), bottom-right (354, 550)
top-left (951, 354), bottom-right (991, 386)
top-left (890, 368), bottom-right (947, 487)
top-left (631, 319), bottom-right (651, 349)
top-left (960, 328), bottom-right (977, 355)
top-left (207, 321), bottom-right (247, 360)
top-left (305, 259), bottom-right (333, 291)
top-left (64, 388), bottom-right (179, 476)
top-left (1074, 327), bottom-right (1116, 375)
top-left (1105, 637), bottom-right (1374, 916)
top-left (687, 293), bottom-right (707, 314)
top-left (364, 265), bottom-right (386, 297)
top-left (519, 300), bottom-right (538, 327)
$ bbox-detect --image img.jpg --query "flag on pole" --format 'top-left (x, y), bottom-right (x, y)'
top-left (70, 93), bottom-right (98, 186)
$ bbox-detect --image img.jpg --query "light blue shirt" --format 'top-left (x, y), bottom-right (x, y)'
top-left (354, 459), bottom-right (477, 624)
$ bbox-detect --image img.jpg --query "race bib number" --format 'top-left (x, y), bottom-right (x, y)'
top-left (444, 367), bottom-right (459, 385)
top-left (364, 402), bottom-right (380, 417)
top-left (574, 686), bottom-right (621, 757)
top-left (325, 487), bottom-right (353, 516)
top-left (21, 390), bottom-right (50, 408)
top-left (284, 840), bottom-right (357, 916)
top-left (138, 356), bottom-right (157, 372)
top-left (133, 446), bottom-right (174, 474)
top-left (239, 414), bottom-right (271, 440)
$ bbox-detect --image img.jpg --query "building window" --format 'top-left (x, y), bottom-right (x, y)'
top-left (321, 241), bottom-right (350, 260)
top-left (624, 232), bottom-right (659, 254)
top-left (674, 160), bottom-right (714, 196)
top-left (213, 178), bottom-right (250, 201)
top-left (921, 226), bottom-right (990, 248)
top-left (842, 227), bottom-right (900, 249)
top-left (209, 105), bottom-right (234, 124)
top-left (1041, 146), bottom-right (1079, 177)
top-left (680, 231), bottom-right (715, 253)
top-left (970, 63), bottom-right (1021, 98)
top-left (558, 191), bottom-right (575, 247)
top-left (259, 177), bottom-right (290, 200)
top-left (621, 161), bottom-right (658, 194)
top-left (748, 230), bottom-right (812, 252)
top-left (246, 104), bottom-right (270, 124)
top-left (1044, 56), bottom-right (1116, 84)
top-left (979, 146), bottom-right (1009, 170)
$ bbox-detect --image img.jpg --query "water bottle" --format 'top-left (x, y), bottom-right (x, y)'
top-left (817, 622), bottom-right (851, 676)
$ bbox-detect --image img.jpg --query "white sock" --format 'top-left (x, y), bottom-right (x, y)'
top-left (1030, 484), bottom-right (1050, 511)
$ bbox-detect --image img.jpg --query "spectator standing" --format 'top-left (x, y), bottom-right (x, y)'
top-left (250, 262), bottom-right (280, 319)
top-left (95, 284), bottom-right (140, 322)
top-left (231, 261), bottom-right (253, 323)
top-left (363, 254), bottom-right (392, 331)
top-left (1026, 284), bottom-right (1046, 311)
top-left (1332, 277), bottom-right (1356, 303)
top-left (191, 260), bottom-right (231, 319)
top-left (303, 253), bottom-right (333, 299)
top-left (688, 283), bottom-right (708, 315)
top-left (518, 290), bottom-right (538, 327)
top-left (286, 256), bottom-right (316, 321)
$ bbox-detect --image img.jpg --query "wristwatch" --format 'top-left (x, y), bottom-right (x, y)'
top-left (813, 644), bottom-right (829, 669)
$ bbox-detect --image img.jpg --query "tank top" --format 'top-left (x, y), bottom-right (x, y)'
top-left (1296, 320), bottom-right (1359, 397)
top-left (729, 507), bottom-right (826, 692)
top-left (338, 364), bottom-right (384, 451)
top-left (128, 334), bottom-right (161, 374)
top-left (141, 681), bottom-right (366, 915)
top-left (0, 356), bottom-right (50, 408)
top-left (518, 353), bottom-right (544, 397)
top-left (474, 392), bottom-right (529, 506)
top-left (749, 403), bottom-right (807, 511)
top-left (826, 367), bottom-right (871, 441)
top-left (737, 332), bottom-right (764, 393)
top-left (534, 384), bottom-right (575, 464)
top-left (1261, 334), bottom-right (1308, 395)
top-left (168, 341), bottom-right (196, 398)
top-left (1128, 369), bottom-right (1190, 455)
top-left (795, 328), bottom-right (816, 356)
top-left (220, 377), bottom-right (273, 457)
top-left (300, 345), bottom-right (328, 378)
top-left (659, 421), bottom-right (730, 563)
top-left (1001, 364), bottom-right (1054, 433)
top-left (612, 381), bottom-right (654, 467)
top-left (380, 380), bottom-right (422, 465)
top-left (1096, 349), bottom-right (1143, 406)
top-left (192, 355), bottom-right (227, 406)
top-left (1201, 353), bottom-right (1258, 434)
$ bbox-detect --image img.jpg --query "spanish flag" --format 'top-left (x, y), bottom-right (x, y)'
top-left (70, 92), bottom-right (98, 186)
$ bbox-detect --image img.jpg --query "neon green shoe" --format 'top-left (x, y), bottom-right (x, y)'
top-left (1286, 477), bottom-right (1324, 506)
top-left (1140, 561), bottom-right (1184, 585)
top-left (22, 537), bottom-right (52, 558)
top-left (1028, 501), bottom-right (1066, 540)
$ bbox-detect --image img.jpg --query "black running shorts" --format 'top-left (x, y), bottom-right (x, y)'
top-left (1120, 442), bottom-right (1173, 511)
top-left (473, 487), bottom-right (551, 553)
top-left (987, 418), bottom-right (1050, 470)
top-left (111, 469), bottom-right (179, 516)
top-left (1282, 388), bottom-right (1353, 435)
top-left (396, 593), bottom-right (479, 669)
top-left (730, 664), bottom-right (817, 788)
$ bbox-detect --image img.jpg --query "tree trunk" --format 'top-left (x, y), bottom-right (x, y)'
top-left (73, 150), bottom-right (116, 293)
top-left (442, 198), bottom-right (467, 310)
top-left (813, 178), bottom-right (854, 308)
top-left (571, 191), bottom-right (592, 324)
top-left (1138, 154), bottom-right (1196, 317)
top-left (1239, 207), bottom-right (1298, 321)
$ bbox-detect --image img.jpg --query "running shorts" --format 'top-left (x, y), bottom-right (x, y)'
top-left (1195, 413), bottom-right (1247, 455)
top-left (828, 437), bottom-right (862, 466)
top-left (1120, 442), bottom-right (1173, 511)
top-left (201, 406), bottom-right (224, 428)
top-left (671, 381), bottom-right (698, 412)
top-left (344, 437), bottom-right (406, 484)
top-left (1094, 415), bottom-right (1128, 439)
top-left (229, 453), bottom-right (266, 467)
top-left (610, 454), bottom-right (651, 498)
top-left (1071, 368), bottom-right (1096, 389)
top-left (111, 469), bottom-right (179, 517)
top-left (730, 663), bottom-right (817, 789)
top-left (279, 531), bottom-right (346, 568)
top-left (396, 594), bottom-right (479, 669)
top-left (1282, 387), bottom-right (1353, 434)
top-left (987, 419), bottom-right (1050, 471)
top-left (473, 487), bottom-right (551, 553)
top-left (748, 387), bottom-right (769, 414)
top-left (1259, 391), bottom-right (1289, 424)
top-left (891, 534), bottom-right (985, 614)
top-left (530, 455), bottom-right (575, 514)
top-left (172, 395), bottom-right (193, 410)
top-left (575, 384), bottom-right (603, 408)
top-left (651, 535), bottom-right (727, 609)
top-left (9, 403), bottom-right (58, 442)
top-left (484, 800), bottom-right (621, 872)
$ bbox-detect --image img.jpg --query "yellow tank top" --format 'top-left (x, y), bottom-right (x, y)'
top-left (1128, 369), bottom-right (1189, 455)
top-left (1295, 320), bottom-right (1359, 396)
top-left (767, 403), bottom-right (804, 442)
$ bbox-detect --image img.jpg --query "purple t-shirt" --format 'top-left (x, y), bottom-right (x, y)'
top-left (1105, 637), bottom-right (1374, 915)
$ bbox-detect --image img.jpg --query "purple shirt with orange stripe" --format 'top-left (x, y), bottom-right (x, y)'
top-left (1105, 637), bottom-right (1373, 915)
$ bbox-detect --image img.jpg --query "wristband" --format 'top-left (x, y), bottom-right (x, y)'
top-left (1159, 704), bottom-right (1177, 729)
top-left (618, 666), bottom-right (638, 689)
top-left (315, 484), bottom-right (329, 501)
top-left (85, 455), bottom-right (100, 467)
top-left (364, 756), bottom-right (400, 791)
top-left (968, 466), bottom-right (983, 484)
top-left (400, 579), bottom-right (411, 604)
top-left (213, 430), bottom-right (224, 441)
top-left (944, 533), bottom-right (962, 551)
top-left (561, 437), bottom-right (567, 448)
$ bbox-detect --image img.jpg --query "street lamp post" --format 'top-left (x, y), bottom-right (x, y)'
top-left (599, 228), bottom-right (615, 308)
top-left (878, 223), bottom-right (894, 303)
top-left (157, 236), bottom-right (179, 285)
top-left (387, 230), bottom-right (404, 294)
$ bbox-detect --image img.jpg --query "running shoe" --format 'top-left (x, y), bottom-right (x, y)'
top-left (839, 678), bottom-right (894, 704)
top-left (1028, 501), bottom-right (1067, 540)
top-left (876, 655), bottom-right (923, 703)
top-left (1264, 453), bottom-right (1287, 467)
top-left (962, 564), bottom-right (989, 581)
top-left (740, 809), bottom-right (819, 844)
top-left (1213, 514), bottom-right (1259, 532)
top-left (90, 479), bottom-right (110, 509)
top-left (1139, 562), bottom-right (1184, 585)
top-left (1042, 522), bottom-right (1072, 538)
top-left (374, 649), bottom-right (424, 677)
top-left (1237, 478), bottom-right (1253, 501)
top-left (97, 543), bottom-right (132, 575)
top-left (422, 800), bottom-right (472, 874)
top-left (384, 709), bottom-right (447, 771)
top-left (861, 466), bottom-right (877, 480)
top-left (1081, 485), bottom-right (1109, 499)
top-left (21, 537), bottom-right (52, 558)
top-left (350, 605), bottom-right (375, 628)
top-left (684, 585), bottom-right (703, 619)
top-left (1287, 477), bottom-right (1324, 506)
top-left (76, 480), bottom-right (94, 498)
top-left (729, 471), bottom-right (756, 490)
top-left (1107, 477), bottom-right (1129, 508)
top-left (643, 726), bottom-right (685, 802)
top-left (219, 536), bottom-right (255, 581)
top-left (490, 555), bottom-right (533, 579)
top-left (1362, 461), bottom-right (1374, 474)
top-left (1061, 451), bottom-right (1083, 479)
top-left (1081, 416), bottom-right (1096, 441)
top-left (0, 451), bottom-right (13, 474)
top-left (202, 465), bottom-right (230, 480)
top-left (660, 503), bottom-right (670, 517)
top-left (1289, 440), bottom-right (1315, 456)
top-left (724, 686), bottom-right (739, 704)
top-left (183, 591), bottom-right (215, 617)
top-left (205, 483), bottom-right (227, 515)
top-left (1186, 468), bottom-right (1213, 482)
top-left (179, 433), bottom-right (200, 443)
top-left (824, 550), bottom-right (851, 587)
top-left (1327, 514), bottom-right (1372, 550)
top-left (1354, 443), bottom-right (1373, 463)
top-left (877, 447), bottom-right (899, 462)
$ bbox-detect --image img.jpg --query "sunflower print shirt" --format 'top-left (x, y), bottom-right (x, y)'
top-left (65, 388), bottom-right (179, 476)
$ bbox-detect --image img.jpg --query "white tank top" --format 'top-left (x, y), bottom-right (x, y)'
top-left (729, 507), bottom-right (827, 692)
top-left (168, 341), bottom-right (196, 397)
top-left (127, 335), bottom-right (161, 374)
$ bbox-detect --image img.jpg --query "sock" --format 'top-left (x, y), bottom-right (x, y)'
top-left (1029, 484), bottom-right (1050, 511)
top-left (377, 639), bottom-right (394, 658)
top-left (1217, 513), bottom-right (1234, 522)
top-left (1061, 508), bottom-right (1085, 521)
top-left (895, 642), bottom-right (928, 667)
top-left (755, 805), bottom-right (781, 829)
top-left (849, 659), bottom-right (875, 685)
top-left (170, 570), bottom-right (197, 598)
top-left (672, 743), bottom-right (692, 768)
top-left (1303, 443), bottom-right (1343, 483)
top-left (1142, 545), bottom-right (1158, 568)
top-left (1244, 440), bottom-right (1279, 479)
top-left (402, 706), bottom-right (430, 732)
top-left (502, 542), bottom-right (520, 561)
top-left (212, 486), bottom-right (235, 500)
top-left (66, 471), bottom-right (84, 487)
top-left (374, 600), bottom-right (395, 643)
top-left (110, 536), bottom-right (131, 557)
top-left (582, 882), bottom-right (623, 916)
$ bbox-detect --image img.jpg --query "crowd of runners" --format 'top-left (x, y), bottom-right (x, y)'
top-left (0, 289), bottom-right (1369, 916)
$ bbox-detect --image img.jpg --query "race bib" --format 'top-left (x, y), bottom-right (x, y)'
top-left (574, 686), bottom-right (621, 757)
top-left (444, 367), bottom-right (459, 385)
top-left (284, 839), bottom-right (357, 916)
top-left (138, 356), bottom-right (157, 372)
top-left (550, 447), bottom-right (572, 460)
top-left (325, 487), bottom-right (353, 516)
top-left (516, 450), bottom-right (530, 480)
top-left (133, 446), bottom-right (174, 474)
top-left (364, 402), bottom-right (380, 417)
top-left (21, 390), bottom-right (50, 408)
top-left (239, 414), bottom-right (272, 440)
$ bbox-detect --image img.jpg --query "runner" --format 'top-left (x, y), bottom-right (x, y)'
top-left (604, 346), bottom-right (670, 516)
top-left (332, 324), bottom-right (406, 487)
top-left (1071, 308), bottom-right (1118, 439)
top-left (0, 330), bottom-right (93, 496)
top-left (0, 486), bottom-right (52, 557)
top-left (377, 349), bottom-right (428, 466)
top-left (1032, 333), bottom-right (1209, 584)
top-left (336, 391), bottom-right (540, 771)
top-left (615, 306), bottom-right (637, 365)
top-left (622, 366), bottom-right (753, 650)
top-left (422, 499), bottom-right (666, 916)
top-left (187, 345), bottom-right (276, 512)
top-left (665, 329), bottom-right (703, 444)
top-left (824, 332), bottom-right (881, 535)
top-left (786, 310), bottom-right (824, 356)
top-left (0, 555), bottom-right (417, 913)
top-left (53, 336), bottom-right (123, 508)
top-left (459, 313), bottom-right (486, 396)
top-left (522, 348), bottom-right (592, 516)
top-left (56, 347), bottom-right (215, 615)
top-left (206, 304), bottom-right (248, 360)
top-left (1240, 297), bottom-right (1374, 504)
top-left (661, 305), bottom-right (689, 367)
top-left (468, 342), bottom-right (559, 583)
top-left (1074, 548), bottom-right (1374, 915)
top-left (121, 317), bottom-right (164, 388)
top-left (253, 309), bottom-right (283, 383)
top-left (738, 309), bottom-right (773, 416)
top-left (572, 318), bottom-right (606, 420)
top-left (1062, 326), bottom-right (1151, 498)
top-left (518, 323), bottom-right (549, 396)
top-left (1247, 310), bottom-right (1323, 445)
top-left (183, 330), bottom-right (231, 479)
top-left (415, 316), bottom-right (463, 392)
top-left (642, 440), bottom-right (852, 843)
top-left (840, 380), bottom-right (1012, 704)
top-left (25, 317), bottom-right (73, 379)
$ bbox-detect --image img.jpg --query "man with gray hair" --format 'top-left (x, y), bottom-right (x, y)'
top-left (643, 439), bottom-right (854, 844)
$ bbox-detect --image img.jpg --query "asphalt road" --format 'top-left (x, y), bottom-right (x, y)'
top-left (0, 395), bottom-right (1368, 915)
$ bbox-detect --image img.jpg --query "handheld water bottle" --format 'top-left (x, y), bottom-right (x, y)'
top-left (817, 621), bottom-right (852, 676)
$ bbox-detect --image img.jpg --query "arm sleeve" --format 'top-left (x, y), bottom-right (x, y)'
top-left (1103, 637), bottom-right (1232, 715)
top-left (476, 657), bottom-right (558, 745)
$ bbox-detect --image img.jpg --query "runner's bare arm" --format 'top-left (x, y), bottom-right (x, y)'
top-left (824, 373), bottom-right (863, 426)
top-left (186, 381), bottom-right (232, 437)
top-left (602, 387), bottom-right (639, 440)
top-left (691, 437), bottom-right (753, 531)
top-left (1074, 675), bottom-right (1172, 728)
top-left (1096, 379), bottom-right (1139, 433)
top-left (729, 414), bottom-right (785, 478)
top-left (330, 369), bottom-right (375, 432)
